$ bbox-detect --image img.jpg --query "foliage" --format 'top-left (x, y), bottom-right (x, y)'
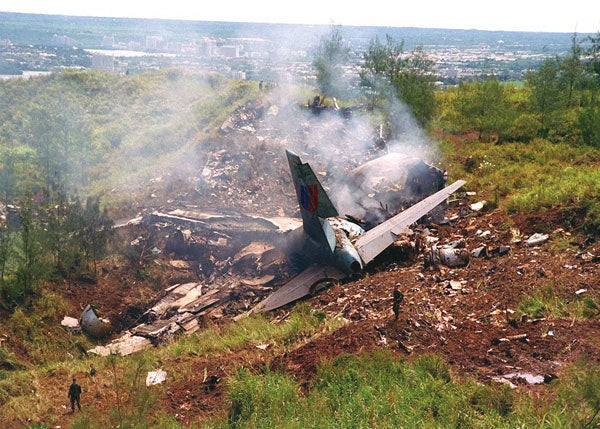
top-left (526, 56), bottom-right (568, 139)
top-left (438, 138), bottom-right (600, 237)
top-left (577, 105), bottom-right (600, 147)
top-left (220, 351), bottom-right (600, 428)
top-left (560, 34), bottom-right (585, 107)
top-left (107, 353), bottom-right (159, 428)
top-left (0, 69), bottom-right (248, 209)
top-left (224, 351), bottom-right (526, 428)
top-left (77, 196), bottom-right (114, 274)
top-left (1, 198), bottom-right (49, 307)
top-left (3, 289), bottom-right (88, 365)
top-left (517, 283), bottom-right (599, 320)
top-left (163, 303), bottom-right (343, 359)
top-left (0, 41), bottom-right (599, 427)
top-left (584, 31), bottom-right (600, 94)
top-left (548, 357), bottom-right (600, 427)
top-left (451, 77), bottom-right (518, 142)
top-left (0, 192), bottom-right (114, 310)
top-left (360, 34), bottom-right (437, 130)
top-left (312, 26), bottom-right (351, 101)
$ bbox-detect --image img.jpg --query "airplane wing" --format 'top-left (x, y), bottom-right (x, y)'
top-left (252, 263), bottom-right (346, 312)
top-left (355, 180), bottom-right (466, 265)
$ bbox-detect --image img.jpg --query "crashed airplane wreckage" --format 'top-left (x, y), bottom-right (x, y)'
top-left (250, 150), bottom-right (465, 312)
top-left (88, 150), bottom-right (464, 356)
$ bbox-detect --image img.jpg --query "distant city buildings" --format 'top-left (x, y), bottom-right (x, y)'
top-left (0, 17), bottom-right (568, 83)
top-left (232, 70), bottom-right (246, 80)
top-left (200, 37), bottom-right (217, 57)
top-left (219, 45), bottom-right (242, 58)
top-left (101, 36), bottom-right (115, 48)
top-left (51, 34), bottom-right (79, 46)
top-left (91, 54), bottom-right (114, 72)
top-left (146, 36), bottom-right (163, 51)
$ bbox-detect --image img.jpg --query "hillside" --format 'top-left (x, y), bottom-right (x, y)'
top-left (0, 70), bottom-right (599, 427)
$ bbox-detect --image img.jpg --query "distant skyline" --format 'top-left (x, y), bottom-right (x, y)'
top-left (1, 0), bottom-right (599, 34)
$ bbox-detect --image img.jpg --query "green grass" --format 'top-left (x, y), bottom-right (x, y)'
top-left (439, 138), bottom-right (600, 236)
top-left (161, 303), bottom-right (343, 359)
top-left (0, 304), bottom-right (345, 427)
top-left (1, 289), bottom-right (94, 366)
top-left (3, 292), bottom-right (600, 428)
top-left (215, 351), bottom-right (600, 428)
top-left (517, 283), bottom-right (599, 320)
top-left (220, 351), bottom-right (528, 428)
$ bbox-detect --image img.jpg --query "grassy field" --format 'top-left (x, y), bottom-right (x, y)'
top-left (439, 138), bottom-right (600, 237)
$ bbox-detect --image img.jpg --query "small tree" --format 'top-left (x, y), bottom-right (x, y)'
top-left (78, 196), bottom-right (113, 275)
top-left (584, 31), bottom-right (600, 99)
top-left (360, 35), bottom-right (436, 130)
top-left (574, 32), bottom-right (600, 146)
top-left (577, 106), bottom-right (600, 147)
top-left (526, 57), bottom-right (566, 139)
top-left (560, 33), bottom-right (584, 107)
top-left (312, 25), bottom-right (351, 103)
top-left (1, 198), bottom-right (49, 307)
top-left (453, 77), bottom-right (516, 142)
top-left (0, 220), bottom-right (11, 282)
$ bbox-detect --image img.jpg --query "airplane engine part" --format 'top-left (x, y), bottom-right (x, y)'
top-left (80, 304), bottom-right (112, 338)
top-left (334, 232), bottom-right (363, 274)
top-left (425, 245), bottom-right (470, 268)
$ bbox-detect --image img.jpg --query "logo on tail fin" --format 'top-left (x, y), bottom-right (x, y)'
top-left (300, 184), bottom-right (318, 212)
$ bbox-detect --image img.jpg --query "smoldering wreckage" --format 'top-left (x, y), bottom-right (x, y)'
top-left (59, 144), bottom-right (475, 356)
top-left (54, 99), bottom-right (565, 374)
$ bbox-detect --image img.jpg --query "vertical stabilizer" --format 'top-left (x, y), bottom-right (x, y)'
top-left (286, 150), bottom-right (338, 251)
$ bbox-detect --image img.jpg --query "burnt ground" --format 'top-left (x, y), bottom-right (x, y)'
top-left (47, 98), bottom-right (600, 427)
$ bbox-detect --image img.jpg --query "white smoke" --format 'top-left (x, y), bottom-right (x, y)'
top-left (257, 72), bottom-right (437, 224)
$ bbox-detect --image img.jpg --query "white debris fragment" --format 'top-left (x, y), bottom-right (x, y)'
top-left (525, 233), bottom-right (549, 247)
top-left (479, 230), bottom-right (491, 239)
top-left (470, 200), bottom-right (486, 212)
top-left (146, 369), bottom-right (167, 386)
top-left (88, 333), bottom-right (152, 356)
top-left (61, 316), bottom-right (80, 328)
top-left (448, 280), bottom-right (464, 291)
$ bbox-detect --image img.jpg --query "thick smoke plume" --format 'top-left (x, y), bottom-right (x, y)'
top-left (258, 74), bottom-right (438, 224)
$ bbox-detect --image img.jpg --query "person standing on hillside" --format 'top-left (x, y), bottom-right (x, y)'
top-left (392, 288), bottom-right (404, 320)
top-left (68, 377), bottom-right (82, 412)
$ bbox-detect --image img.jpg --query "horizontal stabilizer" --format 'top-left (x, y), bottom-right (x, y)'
top-left (355, 180), bottom-right (466, 264)
top-left (253, 264), bottom-right (346, 312)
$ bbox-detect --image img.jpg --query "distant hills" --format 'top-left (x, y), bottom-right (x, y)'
top-left (0, 11), bottom-right (588, 54)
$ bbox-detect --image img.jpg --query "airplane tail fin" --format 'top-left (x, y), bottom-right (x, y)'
top-left (286, 150), bottom-right (338, 250)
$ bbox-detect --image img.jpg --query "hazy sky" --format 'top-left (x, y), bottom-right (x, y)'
top-left (1, 0), bottom-right (599, 33)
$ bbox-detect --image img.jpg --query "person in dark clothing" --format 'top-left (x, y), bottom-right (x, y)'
top-left (393, 288), bottom-right (404, 320)
top-left (68, 378), bottom-right (82, 412)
